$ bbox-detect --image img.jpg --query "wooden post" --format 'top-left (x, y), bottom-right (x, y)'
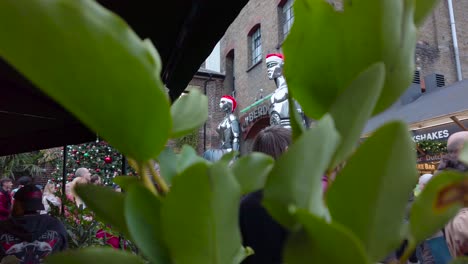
top-left (450, 116), bottom-right (468, 131)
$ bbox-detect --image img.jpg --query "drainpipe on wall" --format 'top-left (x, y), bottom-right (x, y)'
top-left (448, 0), bottom-right (463, 81)
top-left (203, 73), bottom-right (214, 153)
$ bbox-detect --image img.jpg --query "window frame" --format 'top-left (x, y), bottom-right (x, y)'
top-left (279, 0), bottom-right (294, 42)
top-left (248, 25), bottom-right (262, 68)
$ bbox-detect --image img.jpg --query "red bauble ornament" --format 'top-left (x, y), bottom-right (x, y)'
top-left (76, 160), bottom-right (80, 164)
top-left (96, 168), bottom-right (101, 173)
top-left (104, 156), bottom-right (112, 164)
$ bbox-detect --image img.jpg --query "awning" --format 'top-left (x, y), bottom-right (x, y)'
top-left (364, 80), bottom-right (468, 136)
top-left (0, 0), bottom-right (248, 156)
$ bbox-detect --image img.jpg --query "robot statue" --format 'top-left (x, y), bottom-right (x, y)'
top-left (266, 53), bottom-right (305, 128)
top-left (203, 95), bottom-right (241, 162)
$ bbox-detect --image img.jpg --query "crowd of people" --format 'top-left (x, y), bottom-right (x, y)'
top-left (1, 127), bottom-right (468, 263)
top-left (0, 167), bottom-right (109, 263)
top-left (237, 127), bottom-right (468, 264)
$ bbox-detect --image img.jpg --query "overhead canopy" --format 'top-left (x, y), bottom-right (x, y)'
top-left (0, 0), bottom-right (248, 156)
top-left (364, 80), bottom-right (468, 135)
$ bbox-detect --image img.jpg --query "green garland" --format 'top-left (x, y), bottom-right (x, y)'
top-left (416, 140), bottom-right (447, 154)
top-left (174, 130), bottom-right (200, 151)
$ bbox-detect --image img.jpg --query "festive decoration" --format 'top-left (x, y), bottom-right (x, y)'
top-left (416, 140), bottom-right (447, 155)
top-left (51, 141), bottom-right (134, 185)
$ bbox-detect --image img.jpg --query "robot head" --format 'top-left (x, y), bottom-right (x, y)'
top-left (266, 53), bottom-right (285, 80)
top-left (219, 95), bottom-right (237, 113)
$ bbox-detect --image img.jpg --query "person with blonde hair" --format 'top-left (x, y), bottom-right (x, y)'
top-left (41, 181), bottom-right (61, 214)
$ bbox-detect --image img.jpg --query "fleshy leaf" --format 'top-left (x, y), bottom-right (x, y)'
top-left (0, 0), bottom-right (171, 161)
top-left (177, 145), bottom-right (208, 172)
top-left (410, 171), bottom-right (464, 244)
top-left (283, 0), bottom-right (417, 118)
top-left (459, 142), bottom-right (468, 165)
top-left (326, 121), bottom-right (418, 261)
top-left (263, 115), bottom-right (340, 229)
top-left (284, 209), bottom-right (370, 264)
top-left (288, 93), bottom-right (306, 141)
top-left (158, 147), bottom-right (178, 184)
top-left (171, 88), bottom-right (208, 138)
top-left (329, 63), bottom-right (385, 168)
top-left (450, 258), bottom-right (468, 264)
top-left (75, 185), bottom-right (131, 240)
top-left (161, 161), bottom-right (248, 264)
top-left (45, 247), bottom-right (145, 264)
top-left (232, 153), bottom-right (275, 195)
top-left (414, 0), bottom-right (440, 25)
top-left (125, 184), bottom-right (170, 264)
top-left (113, 176), bottom-right (140, 190)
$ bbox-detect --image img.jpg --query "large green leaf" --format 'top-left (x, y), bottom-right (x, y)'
top-left (113, 175), bottom-right (140, 191)
top-left (171, 88), bottom-right (208, 138)
top-left (326, 121), bottom-right (418, 261)
top-left (283, 0), bottom-right (417, 118)
top-left (125, 184), bottom-right (170, 264)
top-left (157, 147), bottom-right (179, 184)
top-left (0, 0), bottom-right (170, 161)
top-left (75, 185), bottom-right (131, 240)
top-left (410, 171), bottom-right (464, 244)
top-left (263, 115), bottom-right (340, 229)
top-left (329, 63), bottom-right (385, 168)
top-left (414, 0), bottom-right (440, 25)
top-left (459, 142), bottom-right (468, 165)
top-left (450, 258), bottom-right (468, 264)
top-left (284, 209), bottom-right (370, 264)
top-left (161, 161), bottom-right (248, 264)
top-left (232, 153), bottom-right (274, 195)
top-left (177, 145), bottom-right (208, 172)
top-left (45, 247), bottom-right (145, 264)
top-left (288, 93), bottom-right (306, 141)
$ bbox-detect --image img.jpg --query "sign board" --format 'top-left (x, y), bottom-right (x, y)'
top-left (411, 119), bottom-right (468, 142)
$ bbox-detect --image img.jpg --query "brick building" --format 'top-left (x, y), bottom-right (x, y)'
top-left (186, 68), bottom-right (228, 155)
top-left (219, 0), bottom-right (468, 152)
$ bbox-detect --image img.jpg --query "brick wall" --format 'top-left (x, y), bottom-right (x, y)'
top-left (187, 71), bottom-right (227, 155)
top-left (221, 0), bottom-right (468, 116)
top-left (221, 0), bottom-right (285, 113)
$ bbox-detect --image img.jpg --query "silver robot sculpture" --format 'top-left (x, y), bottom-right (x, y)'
top-left (266, 53), bottom-right (305, 128)
top-left (203, 95), bottom-right (241, 162)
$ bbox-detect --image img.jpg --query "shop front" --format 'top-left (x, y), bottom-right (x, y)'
top-left (239, 95), bottom-right (271, 154)
top-left (364, 79), bottom-right (468, 175)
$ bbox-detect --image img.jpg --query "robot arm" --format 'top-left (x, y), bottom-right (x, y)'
top-left (229, 115), bottom-right (241, 152)
top-left (273, 86), bottom-right (288, 103)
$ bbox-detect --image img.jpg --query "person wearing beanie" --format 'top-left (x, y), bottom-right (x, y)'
top-left (0, 184), bottom-right (67, 263)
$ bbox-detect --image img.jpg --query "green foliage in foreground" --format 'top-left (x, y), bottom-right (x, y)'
top-left (1, 0), bottom-right (463, 263)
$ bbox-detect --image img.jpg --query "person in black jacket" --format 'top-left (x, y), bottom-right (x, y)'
top-left (0, 184), bottom-right (67, 264)
top-left (240, 126), bottom-right (291, 264)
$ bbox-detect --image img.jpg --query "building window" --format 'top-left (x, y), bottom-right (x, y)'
top-left (249, 26), bottom-right (262, 66)
top-left (225, 49), bottom-right (235, 94)
top-left (281, 0), bottom-right (294, 40)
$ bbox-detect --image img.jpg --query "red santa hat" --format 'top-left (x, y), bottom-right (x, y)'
top-left (266, 53), bottom-right (285, 64)
top-left (221, 95), bottom-right (237, 112)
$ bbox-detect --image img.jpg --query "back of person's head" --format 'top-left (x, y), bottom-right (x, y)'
top-left (75, 168), bottom-right (89, 178)
top-left (438, 132), bottom-right (468, 172)
top-left (13, 184), bottom-right (45, 215)
top-left (17, 176), bottom-right (32, 186)
top-left (418, 173), bottom-right (433, 188)
top-left (43, 181), bottom-right (56, 195)
top-left (90, 174), bottom-right (101, 185)
top-left (251, 126), bottom-right (291, 160)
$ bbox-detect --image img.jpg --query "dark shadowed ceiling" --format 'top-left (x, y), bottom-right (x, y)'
top-left (0, 0), bottom-right (248, 156)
